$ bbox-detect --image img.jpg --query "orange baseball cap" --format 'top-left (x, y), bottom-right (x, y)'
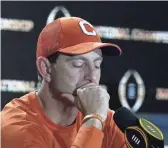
top-left (36, 17), bottom-right (122, 58)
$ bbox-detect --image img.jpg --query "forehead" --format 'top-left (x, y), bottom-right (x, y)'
top-left (60, 48), bottom-right (103, 60)
top-left (91, 48), bottom-right (102, 56)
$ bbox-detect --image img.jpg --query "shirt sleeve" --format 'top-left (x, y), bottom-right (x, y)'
top-left (106, 111), bottom-right (127, 148)
top-left (71, 118), bottom-right (127, 148)
top-left (108, 123), bottom-right (127, 148)
top-left (71, 126), bottom-right (104, 148)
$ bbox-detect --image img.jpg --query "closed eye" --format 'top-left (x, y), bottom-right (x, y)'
top-left (72, 60), bottom-right (85, 68)
top-left (95, 61), bottom-right (102, 69)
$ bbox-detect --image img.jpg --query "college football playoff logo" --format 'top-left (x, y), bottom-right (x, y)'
top-left (118, 70), bottom-right (145, 112)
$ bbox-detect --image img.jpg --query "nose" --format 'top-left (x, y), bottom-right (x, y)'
top-left (84, 66), bottom-right (97, 83)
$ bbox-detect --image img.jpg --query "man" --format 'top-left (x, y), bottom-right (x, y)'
top-left (1, 17), bottom-right (126, 148)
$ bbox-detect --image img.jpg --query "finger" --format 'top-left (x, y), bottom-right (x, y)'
top-left (81, 85), bottom-right (100, 91)
top-left (84, 86), bottom-right (107, 93)
top-left (79, 83), bottom-right (98, 89)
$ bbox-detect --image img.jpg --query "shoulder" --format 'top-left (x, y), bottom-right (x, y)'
top-left (1, 92), bottom-right (38, 120)
top-left (1, 92), bottom-right (53, 148)
top-left (1, 92), bottom-right (50, 147)
top-left (2, 92), bottom-right (35, 111)
top-left (2, 121), bottom-right (49, 148)
top-left (1, 92), bottom-right (46, 139)
top-left (2, 92), bottom-right (33, 122)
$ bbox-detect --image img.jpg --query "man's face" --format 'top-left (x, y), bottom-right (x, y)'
top-left (50, 48), bottom-right (103, 94)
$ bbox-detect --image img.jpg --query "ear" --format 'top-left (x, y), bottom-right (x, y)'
top-left (36, 56), bottom-right (51, 82)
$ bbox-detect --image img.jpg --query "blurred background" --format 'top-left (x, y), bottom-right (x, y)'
top-left (1, 1), bottom-right (168, 147)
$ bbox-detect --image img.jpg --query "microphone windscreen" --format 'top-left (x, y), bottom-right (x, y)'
top-left (113, 107), bottom-right (139, 132)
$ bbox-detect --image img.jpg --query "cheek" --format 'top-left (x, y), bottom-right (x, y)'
top-left (66, 70), bottom-right (80, 85)
top-left (51, 66), bottom-right (81, 92)
top-left (67, 69), bottom-right (85, 87)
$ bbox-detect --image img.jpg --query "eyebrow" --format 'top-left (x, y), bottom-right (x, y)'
top-left (66, 56), bottom-right (103, 62)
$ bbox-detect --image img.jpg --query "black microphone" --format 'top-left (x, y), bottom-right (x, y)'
top-left (113, 107), bottom-right (164, 148)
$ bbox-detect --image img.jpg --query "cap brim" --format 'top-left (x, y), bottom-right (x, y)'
top-left (58, 42), bottom-right (122, 56)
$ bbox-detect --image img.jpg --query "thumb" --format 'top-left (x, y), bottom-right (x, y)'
top-left (77, 88), bottom-right (83, 99)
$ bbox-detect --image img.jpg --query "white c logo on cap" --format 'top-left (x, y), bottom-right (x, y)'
top-left (79, 20), bottom-right (97, 36)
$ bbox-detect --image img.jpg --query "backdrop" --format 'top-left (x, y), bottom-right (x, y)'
top-left (1, 1), bottom-right (168, 146)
